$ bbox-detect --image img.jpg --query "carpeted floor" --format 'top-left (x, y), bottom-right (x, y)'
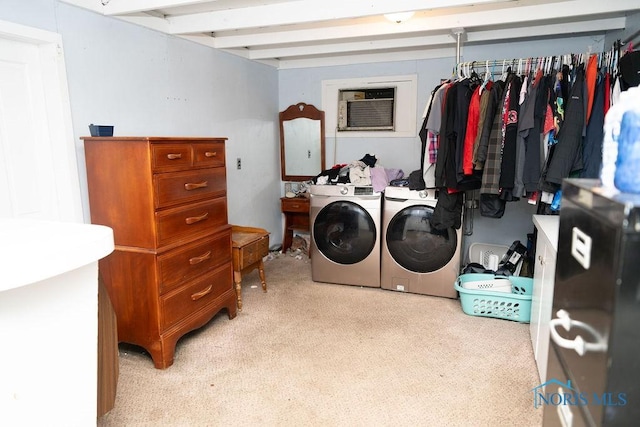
top-left (98, 251), bottom-right (543, 427)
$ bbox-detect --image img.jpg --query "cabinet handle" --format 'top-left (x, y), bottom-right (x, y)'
top-left (184, 181), bottom-right (208, 190)
top-left (185, 212), bottom-right (209, 224)
top-left (167, 153), bottom-right (182, 160)
top-left (189, 250), bottom-right (212, 265)
top-left (191, 285), bottom-right (213, 301)
top-left (292, 204), bottom-right (300, 208)
top-left (549, 309), bottom-right (608, 356)
top-left (204, 151), bottom-right (217, 157)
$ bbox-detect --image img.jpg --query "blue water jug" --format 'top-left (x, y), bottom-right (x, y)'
top-left (615, 110), bottom-right (640, 194)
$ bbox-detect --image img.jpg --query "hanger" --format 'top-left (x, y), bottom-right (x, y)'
top-left (545, 56), bottom-right (552, 74)
top-left (479, 60), bottom-right (491, 94)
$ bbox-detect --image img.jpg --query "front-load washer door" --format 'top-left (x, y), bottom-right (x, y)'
top-left (313, 200), bottom-right (376, 265)
top-left (386, 205), bottom-right (456, 273)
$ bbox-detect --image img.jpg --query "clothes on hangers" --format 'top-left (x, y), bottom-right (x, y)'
top-left (480, 72), bottom-right (514, 196)
top-left (462, 85), bottom-right (483, 175)
top-left (581, 74), bottom-right (606, 178)
top-left (420, 52), bottom-right (617, 217)
top-left (475, 80), bottom-right (506, 171)
top-left (498, 74), bottom-right (523, 195)
top-left (544, 65), bottom-right (586, 187)
top-left (619, 49), bottom-right (640, 89)
top-left (471, 80), bottom-right (494, 169)
top-left (585, 54), bottom-right (598, 123)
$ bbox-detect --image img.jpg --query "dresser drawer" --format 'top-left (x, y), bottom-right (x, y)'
top-left (155, 167), bottom-right (226, 208)
top-left (158, 230), bottom-right (232, 294)
top-left (237, 235), bottom-right (269, 269)
top-left (281, 197), bottom-right (310, 213)
top-left (160, 263), bottom-right (232, 330)
top-left (151, 144), bottom-right (192, 171)
top-left (193, 142), bottom-right (225, 168)
top-left (156, 198), bottom-right (228, 247)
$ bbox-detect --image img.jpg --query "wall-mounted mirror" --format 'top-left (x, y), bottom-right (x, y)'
top-left (279, 102), bottom-right (325, 181)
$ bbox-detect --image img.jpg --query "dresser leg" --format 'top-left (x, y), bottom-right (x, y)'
top-left (258, 259), bottom-right (267, 292)
top-left (233, 270), bottom-right (243, 311)
top-left (148, 338), bottom-right (177, 369)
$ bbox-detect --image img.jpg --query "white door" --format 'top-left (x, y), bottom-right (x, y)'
top-left (0, 21), bottom-right (82, 222)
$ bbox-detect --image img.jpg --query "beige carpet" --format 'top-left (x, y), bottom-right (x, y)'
top-left (98, 252), bottom-right (543, 427)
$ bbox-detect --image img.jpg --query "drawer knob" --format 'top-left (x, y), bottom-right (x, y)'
top-left (189, 250), bottom-right (212, 265)
top-left (191, 285), bottom-right (213, 301)
top-left (167, 153), bottom-right (182, 160)
top-left (204, 151), bottom-right (217, 157)
top-left (184, 181), bottom-right (208, 191)
top-left (185, 212), bottom-right (209, 224)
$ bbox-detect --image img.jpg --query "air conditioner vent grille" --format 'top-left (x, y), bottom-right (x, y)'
top-left (348, 99), bottom-right (394, 130)
top-left (338, 87), bottom-right (396, 131)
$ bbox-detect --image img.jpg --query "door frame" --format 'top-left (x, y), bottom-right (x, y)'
top-left (0, 19), bottom-right (83, 222)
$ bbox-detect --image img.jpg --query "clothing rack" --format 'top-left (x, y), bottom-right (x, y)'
top-left (455, 48), bottom-right (620, 80)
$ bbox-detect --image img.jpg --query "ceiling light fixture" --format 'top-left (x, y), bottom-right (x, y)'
top-left (384, 11), bottom-right (415, 24)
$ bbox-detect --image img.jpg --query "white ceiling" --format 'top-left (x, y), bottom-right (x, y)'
top-left (63, 0), bottom-right (640, 69)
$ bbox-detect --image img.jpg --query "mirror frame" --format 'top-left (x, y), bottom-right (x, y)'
top-left (279, 102), bottom-right (326, 181)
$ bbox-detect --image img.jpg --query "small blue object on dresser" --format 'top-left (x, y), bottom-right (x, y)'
top-left (88, 124), bottom-right (114, 137)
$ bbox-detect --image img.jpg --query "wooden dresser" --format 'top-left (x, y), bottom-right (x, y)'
top-left (280, 196), bottom-right (310, 253)
top-left (83, 136), bottom-right (237, 369)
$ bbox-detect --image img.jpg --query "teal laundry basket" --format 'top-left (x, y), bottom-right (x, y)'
top-left (454, 274), bottom-right (533, 323)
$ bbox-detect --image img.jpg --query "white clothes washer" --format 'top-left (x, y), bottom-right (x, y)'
top-left (381, 186), bottom-right (461, 298)
top-left (310, 184), bottom-right (381, 287)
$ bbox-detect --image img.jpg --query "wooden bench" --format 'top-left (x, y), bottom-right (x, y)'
top-left (231, 225), bottom-right (270, 310)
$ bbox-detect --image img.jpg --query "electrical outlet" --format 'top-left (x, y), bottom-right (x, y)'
top-left (236, 157), bottom-right (241, 170)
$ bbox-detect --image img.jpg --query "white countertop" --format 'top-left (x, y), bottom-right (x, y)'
top-left (532, 215), bottom-right (559, 252)
top-left (0, 218), bottom-right (114, 291)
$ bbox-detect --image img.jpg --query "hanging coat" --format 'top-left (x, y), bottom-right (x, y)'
top-left (545, 66), bottom-right (586, 185)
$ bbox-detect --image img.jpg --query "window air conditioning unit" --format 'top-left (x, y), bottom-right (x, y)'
top-left (337, 87), bottom-right (395, 131)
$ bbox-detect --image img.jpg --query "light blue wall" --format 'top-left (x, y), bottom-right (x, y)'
top-left (279, 35), bottom-right (606, 253)
top-left (0, 0), bottom-right (282, 240)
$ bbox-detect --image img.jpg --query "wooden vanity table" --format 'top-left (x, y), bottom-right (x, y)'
top-left (281, 196), bottom-right (310, 253)
top-left (278, 102), bottom-right (324, 254)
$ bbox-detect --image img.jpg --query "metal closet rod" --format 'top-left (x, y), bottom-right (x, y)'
top-left (456, 50), bottom-right (619, 76)
top-left (454, 57), bottom-right (560, 77)
top-left (457, 55), bottom-right (586, 70)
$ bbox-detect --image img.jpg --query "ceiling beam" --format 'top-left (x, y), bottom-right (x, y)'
top-left (245, 17), bottom-right (624, 60)
top-left (277, 47), bottom-right (457, 70)
top-left (466, 17), bottom-right (625, 44)
top-left (166, 0), bottom-right (511, 34)
top-left (102, 0), bottom-right (218, 16)
top-left (117, 13), bottom-right (171, 32)
top-left (59, 0), bottom-right (104, 13)
top-left (211, 0), bottom-right (638, 49)
top-left (247, 34), bottom-right (454, 60)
